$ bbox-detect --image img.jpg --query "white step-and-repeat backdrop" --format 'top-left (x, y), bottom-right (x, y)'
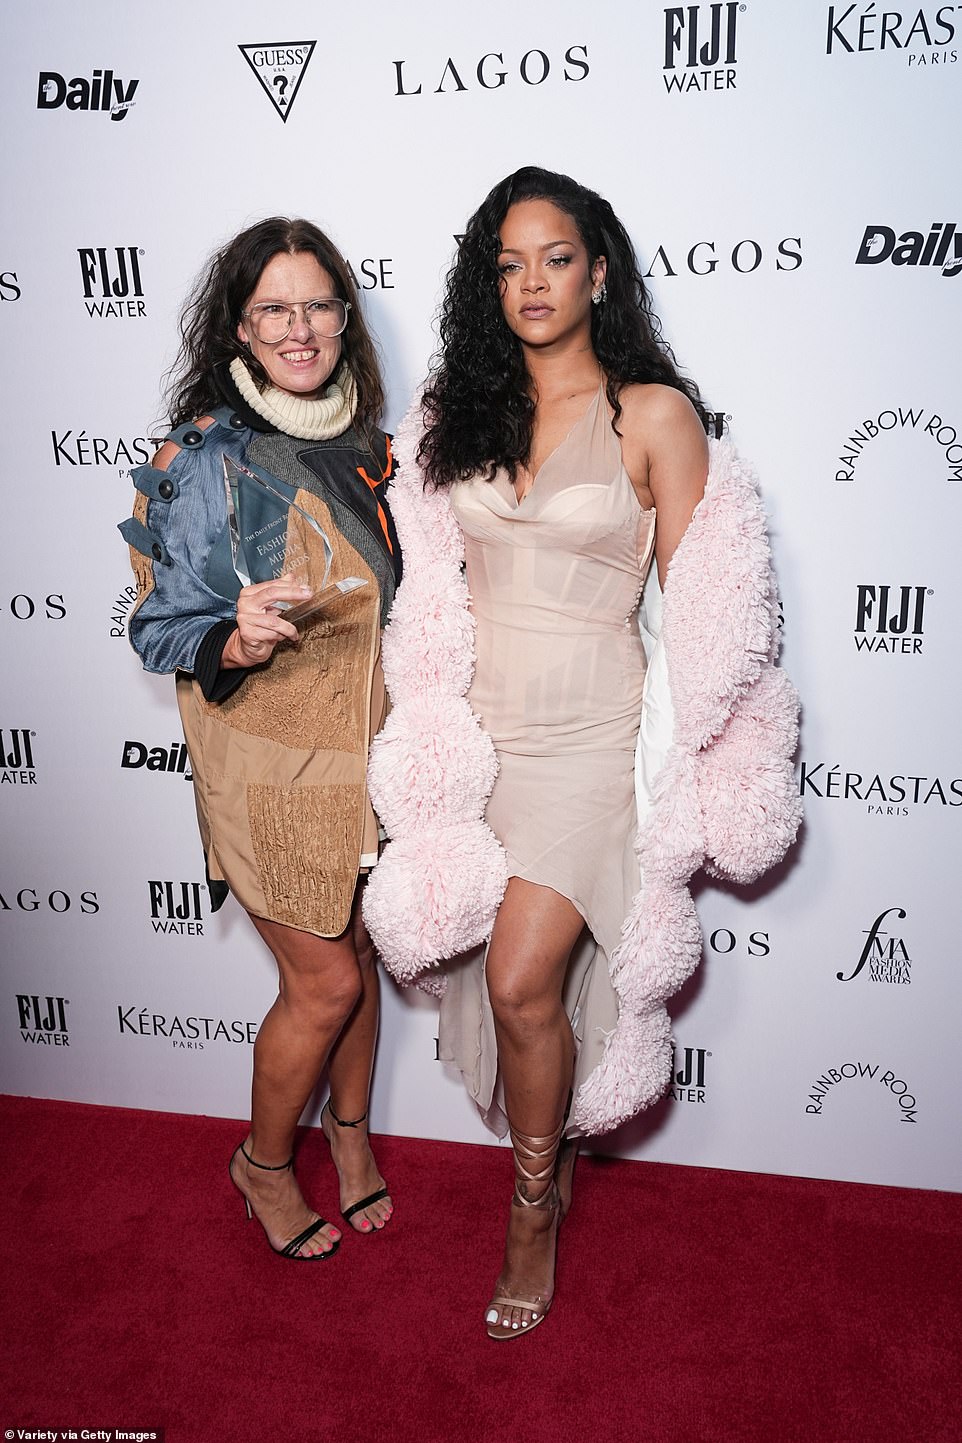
top-left (2, 1), bottom-right (959, 1191)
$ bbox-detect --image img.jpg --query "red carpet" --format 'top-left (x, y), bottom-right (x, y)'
top-left (1, 1096), bottom-right (959, 1443)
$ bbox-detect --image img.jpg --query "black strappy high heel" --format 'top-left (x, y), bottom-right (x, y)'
top-left (229, 1142), bottom-right (340, 1260)
top-left (321, 1100), bottom-right (391, 1229)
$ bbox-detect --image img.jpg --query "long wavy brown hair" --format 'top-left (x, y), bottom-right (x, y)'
top-left (164, 217), bottom-right (384, 439)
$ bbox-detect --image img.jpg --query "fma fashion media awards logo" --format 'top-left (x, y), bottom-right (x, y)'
top-left (853, 584), bottom-right (932, 656)
top-left (238, 43), bottom-right (316, 121)
top-left (77, 247), bottom-right (146, 319)
top-left (836, 907), bottom-right (911, 984)
top-left (825, 5), bottom-right (959, 67)
top-left (37, 67), bottom-right (138, 119)
top-left (662, 2), bottom-right (745, 93)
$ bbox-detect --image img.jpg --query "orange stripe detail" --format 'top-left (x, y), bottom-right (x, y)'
top-left (356, 464), bottom-right (393, 554)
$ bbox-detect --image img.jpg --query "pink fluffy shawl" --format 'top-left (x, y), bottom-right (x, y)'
top-left (364, 399), bottom-right (801, 1134)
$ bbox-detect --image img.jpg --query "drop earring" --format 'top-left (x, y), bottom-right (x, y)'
top-left (591, 282), bottom-right (607, 305)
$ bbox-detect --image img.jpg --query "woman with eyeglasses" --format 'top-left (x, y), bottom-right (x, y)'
top-left (120, 217), bottom-right (401, 1259)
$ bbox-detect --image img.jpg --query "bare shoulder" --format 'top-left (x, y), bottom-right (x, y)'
top-left (151, 414), bottom-right (218, 472)
top-left (617, 382), bottom-right (704, 439)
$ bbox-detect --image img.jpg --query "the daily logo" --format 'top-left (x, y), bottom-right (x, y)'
top-left (836, 907), bottom-right (911, 984)
top-left (670, 1044), bottom-right (712, 1103)
top-left (825, 5), bottom-right (959, 66)
top-left (148, 880), bottom-right (208, 936)
top-left (393, 44), bottom-right (589, 95)
top-left (644, 236), bottom-right (802, 277)
top-left (663, 3), bottom-right (743, 93)
top-left (238, 43), bottom-right (316, 121)
top-left (37, 69), bottom-right (138, 119)
top-left (1, 728), bottom-right (36, 785)
top-left (78, 247), bottom-right (146, 319)
top-left (122, 740), bottom-right (192, 780)
top-left (835, 406), bottom-right (962, 482)
top-left (856, 223), bottom-right (962, 276)
top-left (854, 585), bottom-right (931, 655)
top-left (17, 994), bottom-right (69, 1046)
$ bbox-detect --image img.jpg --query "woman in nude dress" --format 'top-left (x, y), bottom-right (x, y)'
top-left (408, 167), bottom-right (709, 1336)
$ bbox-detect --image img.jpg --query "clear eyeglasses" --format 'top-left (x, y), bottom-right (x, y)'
top-left (242, 297), bottom-right (351, 343)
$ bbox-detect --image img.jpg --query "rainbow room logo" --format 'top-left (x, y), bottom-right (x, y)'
top-left (834, 406), bottom-right (962, 482)
top-left (805, 1060), bottom-right (919, 1122)
top-left (238, 43), bottom-right (316, 120)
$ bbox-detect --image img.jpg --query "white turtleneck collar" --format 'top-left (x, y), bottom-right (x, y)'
top-left (229, 356), bottom-right (357, 441)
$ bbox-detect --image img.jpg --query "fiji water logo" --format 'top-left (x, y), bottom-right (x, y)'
top-left (78, 247), bottom-right (146, 319)
top-left (147, 881), bottom-right (208, 936)
top-left (669, 1045), bottom-right (711, 1103)
top-left (854, 585), bottom-right (931, 655)
top-left (663, 3), bottom-right (744, 92)
top-left (1, 728), bottom-right (36, 784)
top-left (17, 994), bottom-right (69, 1046)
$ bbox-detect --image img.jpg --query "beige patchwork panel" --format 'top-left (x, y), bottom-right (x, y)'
top-left (247, 779), bottom-right (364, 937)
top-left (127, 489), bottom-right (155, 605)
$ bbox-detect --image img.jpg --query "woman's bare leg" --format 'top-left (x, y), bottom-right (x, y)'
top-left (484, 877), bottom-right (586, 1332)
top-left (322, 896), bottom-right (394, 1231)
top-left (230, 904), bottom-right (362, 1257)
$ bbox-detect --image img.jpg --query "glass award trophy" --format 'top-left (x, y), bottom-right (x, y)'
top-left (223, 455), bottom-right (367, 625)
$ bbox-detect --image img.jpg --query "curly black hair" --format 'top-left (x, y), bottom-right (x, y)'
top-left (163, 217), bottom-right (384, 440)
top-left (418, 166), bottom-right (708, 487)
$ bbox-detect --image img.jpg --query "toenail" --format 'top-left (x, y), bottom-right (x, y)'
top-left (512, 1322), bottom-right (519, 1330)
top-left (486, 1309), bottom-right (500, 1324)
top-left (522, 1320), bottom-right (529, 1327)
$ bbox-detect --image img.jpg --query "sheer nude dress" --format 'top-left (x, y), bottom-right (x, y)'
top-left (440, 384), bottom-right (657, 1135)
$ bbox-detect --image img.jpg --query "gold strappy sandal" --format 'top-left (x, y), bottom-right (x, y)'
top-left (485, 1120), bottom-right (564, 1340)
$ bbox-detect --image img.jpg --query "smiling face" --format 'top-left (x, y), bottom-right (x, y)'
top-left (237, 250), bottom-right (343, 397)
top-left (496, 198), bottom-right (606, 351)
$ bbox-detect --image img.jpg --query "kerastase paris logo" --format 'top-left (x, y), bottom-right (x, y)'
top-left (238, 43), bottom-right (316, 121)
top-left (854, 584), bottom-right (932, 655)
top-left (37, 68), bottom-right (138, 118)
top-left (805, 1061), bottom-right (918, 1122)
top-left (825, 5), bottom-right (959, 65)
top-left (17, 994), bottom-right (69, 1047)
top-left (663, 3), bottom-right (744, 93)
top-left (393, 44), bottom-right (589, 94)
top-left (798, 762), bottom-right (961, 817)
top-left (1, 728), bottom-right (36, 785)
top-left (123, 739), bottom-right (192, 781)
top-left (78, 247), bottom-right (146, 319)
top-left (836, 908), bottom-right (911, 984)
top-left (856, 223), bottom-right (962, 276)
top-left (835, 406), bottom-right (962, 481)
top-left (670, 1045), bottom-right (711, 1103)
top-left (118, 1004), bottom-right (258, 1050)
top-left (52, 429), bottom-right (152, 468)
top-left (148, 880), bottom-right (209, 935)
